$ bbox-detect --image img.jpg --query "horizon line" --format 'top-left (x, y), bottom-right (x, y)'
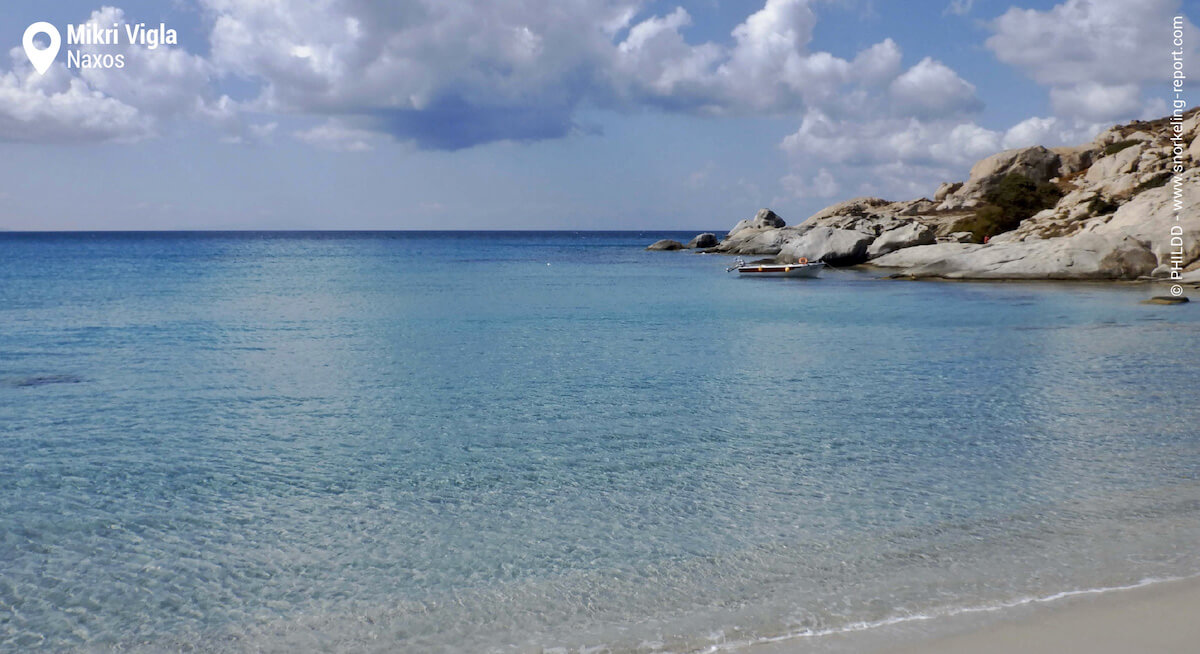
top-left (0, 228), bottom-right (725, 234)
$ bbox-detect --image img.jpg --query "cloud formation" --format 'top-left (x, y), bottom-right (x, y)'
top-left (0, 0), bottom-right (1187, 217)
top-left (987, 0), bottom-right (1197, 123)
top-left (775, 0), bottom-right (1198, 207)
top-left (0, 6), bottom-right (241, 143)
top-left (0, 58), bottom-right (148, 143)
top-left (198, 0), bottom-right (983, 148)
top-left (0, 0), bottom-right (986, 152)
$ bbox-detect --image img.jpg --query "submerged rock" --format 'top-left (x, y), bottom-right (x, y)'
top-left (7, 374), bottom-right (84, 388)
top-left (1142, 296), bottom-right (1190, 305)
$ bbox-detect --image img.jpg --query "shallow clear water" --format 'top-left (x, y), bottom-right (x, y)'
top-left (1, 231), bottom-right (1198, 652)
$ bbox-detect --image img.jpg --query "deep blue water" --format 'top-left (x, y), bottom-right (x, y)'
top-left (1, 231), bottom-right (1199, 653)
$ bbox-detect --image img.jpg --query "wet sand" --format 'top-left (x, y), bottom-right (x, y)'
top-left (887, 576), bottom-right (1200, 654)
top-left (743, 577), bottom-right (1200, 654)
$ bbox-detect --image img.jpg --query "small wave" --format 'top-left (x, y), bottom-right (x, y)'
top-left (692, 575), bottom-right (1199, 654)
top-left (5, 373), bottom-right (85, 388)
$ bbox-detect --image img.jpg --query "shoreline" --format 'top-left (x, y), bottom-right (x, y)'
top-left (734, 575), bottom-right (1200, 654)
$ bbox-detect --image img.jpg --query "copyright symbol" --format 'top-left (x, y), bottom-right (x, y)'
top-left (1171, 284), bottom-right (1184, 296)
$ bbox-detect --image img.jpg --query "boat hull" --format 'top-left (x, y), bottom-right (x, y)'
top-left (735, 263), bottom-right (824, 278)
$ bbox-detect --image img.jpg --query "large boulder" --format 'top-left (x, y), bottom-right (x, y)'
top-left (934, 182), bottom-right (962, 202)
top-left (940, 146), bottom-right (1062, 209)
top-left (867, 243), bottom-right (980, 269)
top-left (971, 146), bottom-right (1061, 184)
top-left (685, 232), bottom-right (719, 249)
top-left (715, 227), bottom-right (795, 255)
top-left (1085, 142), bottom-right (1145, 184)
top-left (1051, 145), bottom-right (1097, 175)
top-left (871, 233), bottom-right (1158, 280)
top-left (867, 222), bottom-right (936, 258)
top-left (1092, 168), bottom-right (1200, 273)
top-left (777, 227), bottom-right (875, 266)
top-left (805, 197), bottom-right (893, 223)
top-left (1094, 172), bottom-right (1139, 199)
top-left (727, 208), bottom-right (786, 238)
top-left (797, 197), bottom-right (925, 238)
top-left (646, 239), bottom-right (684, 251)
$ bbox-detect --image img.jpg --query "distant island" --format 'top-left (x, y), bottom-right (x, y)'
top-left (653, 109), bottom-right (1199, 283)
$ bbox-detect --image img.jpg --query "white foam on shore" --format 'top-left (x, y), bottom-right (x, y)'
top-left (691, 574), bottom-right (1200, 654)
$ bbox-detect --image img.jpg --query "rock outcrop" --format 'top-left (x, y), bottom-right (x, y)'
top-left (872, 234), bottom-right (1159, 280)
top-left (699, 108), bottom-right (1200, 282)
top-left (777, 227), bottom-right (874, 266)
top-left (646, 239), bottom-right (684, 251)
top-left (867, 222), bottom-right (936, 258)
top-left (685, 232), bottom-right (719, 249)
top-left (727, 209), bottom-right (786, 237)
top-left (936, 146), bottom-right (1061, 211)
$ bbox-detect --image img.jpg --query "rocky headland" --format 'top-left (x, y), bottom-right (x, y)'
top-left (663, 110), bottom-right (1200, 283)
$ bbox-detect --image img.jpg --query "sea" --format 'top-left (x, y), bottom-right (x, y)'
top-left (2, 231), bottom-right (1198, 653)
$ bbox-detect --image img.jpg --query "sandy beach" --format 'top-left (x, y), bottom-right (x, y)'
top-left (894, 576), bottom-right (1200, 654)
top-left (746, 576), bottom-right (1200, 654)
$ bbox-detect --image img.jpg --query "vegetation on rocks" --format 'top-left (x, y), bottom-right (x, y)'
top-left (1132, 174), bottom-right (1170, 195)
top-left (1087, 196), bottom-right (1120, 216)
top-left (674, 108), bottom-right (1199, 281)
top-left (1103, 139), bottom-right (1140, 156)
top-left (950, 173), bottom-right (1063, 242)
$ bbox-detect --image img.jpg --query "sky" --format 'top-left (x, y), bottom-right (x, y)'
top-left (0, 0), bottom-right (1195, 230)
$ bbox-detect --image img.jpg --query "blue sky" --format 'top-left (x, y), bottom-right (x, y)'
top-left (0, 0), bottom-right (1194, 230)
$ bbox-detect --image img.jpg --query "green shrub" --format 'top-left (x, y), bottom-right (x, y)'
top-left (948, 173), bottom-right (1063, 242)
top-left (1132, 174), bottom-right (1170, 194)
top-left (987, 172), bottom-right (1063, 217)
top-left (1103, 140), bottom-right (1139, 155)
top-left (949, 205), bottom-right (1006, 243)
top-left (1088, 196), bottom-right (1119, 216)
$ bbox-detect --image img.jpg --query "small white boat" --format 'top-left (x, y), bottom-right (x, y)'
top-left (726, 257), bottom-right (824, 278)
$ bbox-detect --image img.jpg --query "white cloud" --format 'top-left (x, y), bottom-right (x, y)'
top-left (776, 106), bottom-right (1113, 208)
top-left (204, 0), bottom-right (639, 148)
top-left (889, 57), bottom-right (982, 118)
top-left (853, 38), bottom-right (902, 85)
top-left (780, 109), bottom-right (1000, 171)
top-left (294, 118), bottom-right (384, 152)
top-left (0, 0), bottom-right (989, 152)
top-left (613, 7), bottom-right (724, 105)
top-left (201, 0), bottom-right (980, 147)
top-left (78, 7), bottom-right (218, 118)
top-left (999, 115), bottom-right (1102, 149)
top-left (0, 50), bottom-right (150, 143)
top-left (0, 6), bottom-right (241, 144)
top-left (715, 0), bottom-right (820, 109)
top-left (986, 0), bottom-right (1198, 122)
top-left (765, 0), bottom-right (1197, 210)
top-left (1048, 82), bottom-right (1143, 124)
top-left (781, 168), bottom-right (839, 199)
top-left (944, 0), bottom-right (975, 16)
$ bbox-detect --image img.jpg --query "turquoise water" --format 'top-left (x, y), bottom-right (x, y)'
top-left (1, 231), bottom-right (1198, 653)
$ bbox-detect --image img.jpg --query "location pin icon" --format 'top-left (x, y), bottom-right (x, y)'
top-left (23, 22), bottom-right (61, 75)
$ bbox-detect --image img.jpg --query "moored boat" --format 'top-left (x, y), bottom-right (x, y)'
top-left (726, 257), bottom-right (824, 278)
